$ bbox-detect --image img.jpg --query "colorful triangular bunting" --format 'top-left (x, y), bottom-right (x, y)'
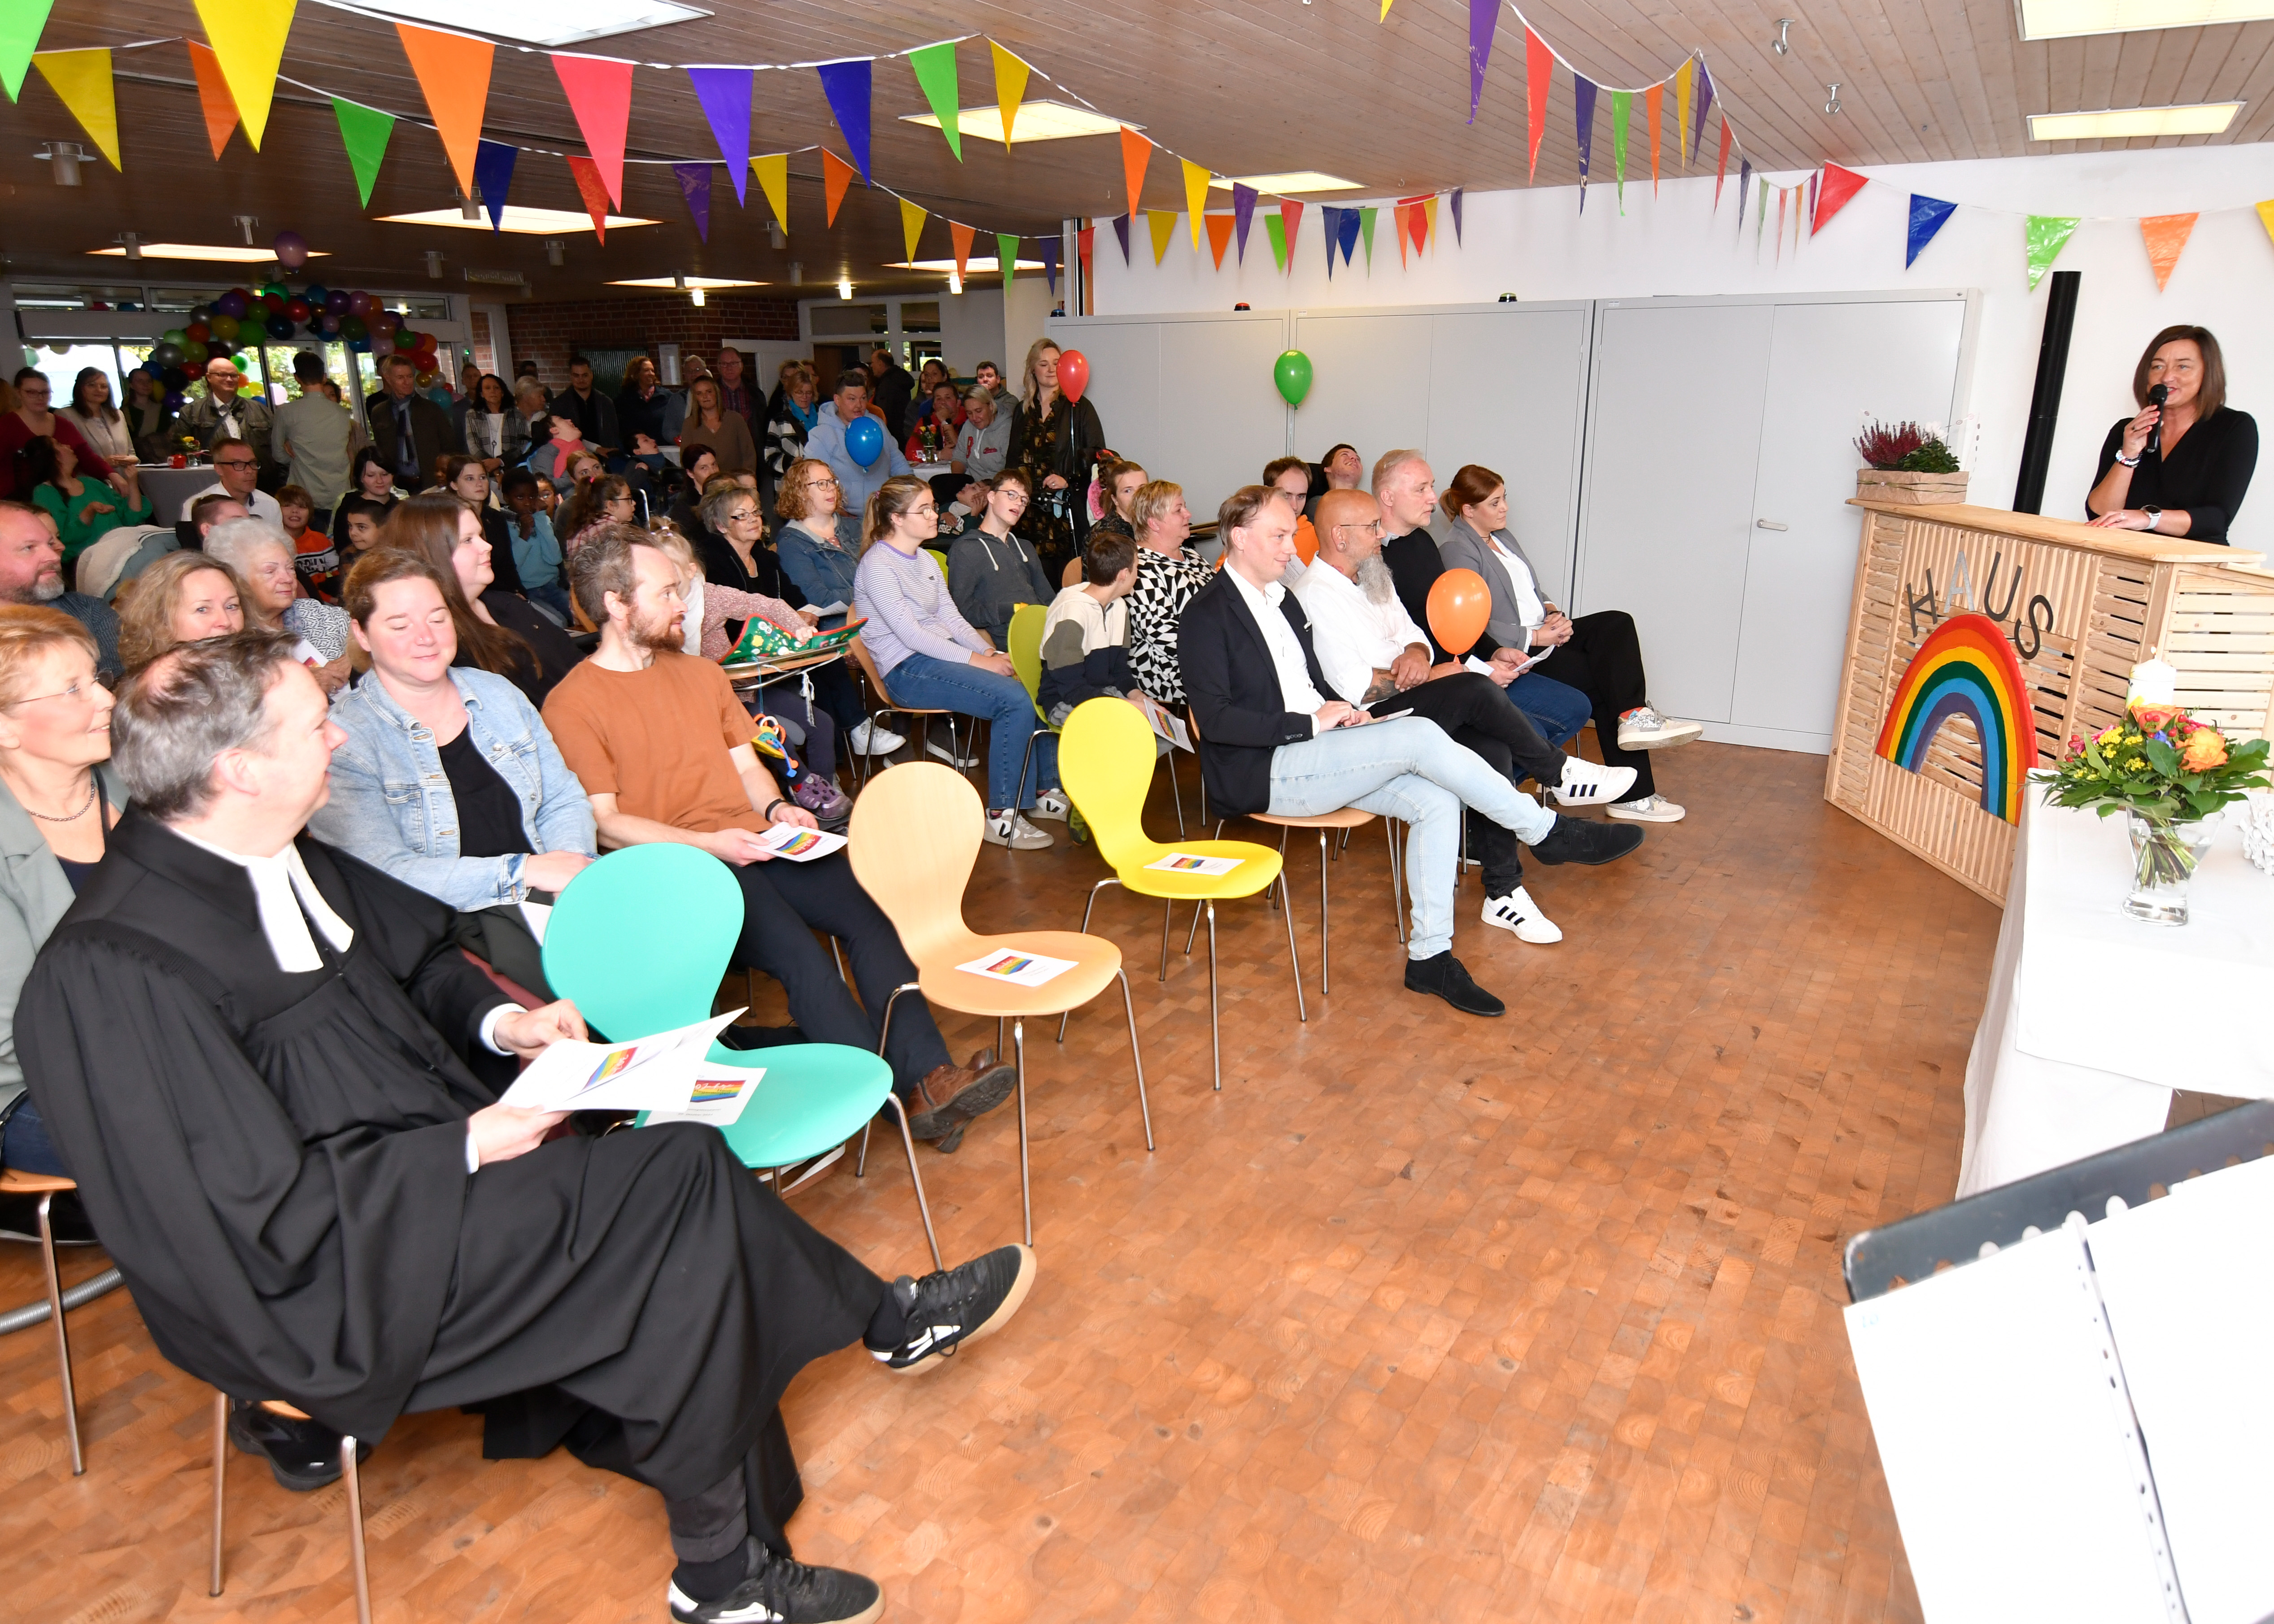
top-left (1077, 226), bottom-right (1094, 276)
top-left (1147, 209), bottom-right (1177, 265)
top-left (1692, 60), bottom-right (1714, 158)
top-left (1360, 205), bottom-right (1378, 269)
top-left (395, 22), bottom-right (490, 197)
top-left (1120, 126), bottom-right (1151, 212)
top-left (2140, 213), bottom-right (2196, 292)
top-left (899, 196), bottom-right (926, 262)
top-left (1337, 205), bottom-right (1362, 266)
top-left (1321, 205), bottom-right (1341, 277)
top-left (751, 152), bottom-right (789, 235)
top-left (0, 0), bottom-right (55, 103)
top-left (565, 153), bottom-right (610, 242)
top-left (821, 148), bottom-right (857, 226)
top-left (996, 232), bottom-right (1018, 283)
top-left (332, 97), bottom-right (392, 208)
top-left (1610, 89), bottom-right (1630, 209)
top-left (1233, 184), bottom-right (1257, 262)
top-left (1467, 0), bottom-right (1498, 124)
top-left (1645, 82), bottom-right (1662, 194)
top-left (1282, 199), bottom-right (1305, 263)
top-left (2025, 215), bottom-right (2079, 290)
top-left (1675, 59), bottom-right (1692, 165)
top-left (1714, 117), bottom-right (1732, 209)
top-left (990, 41), bottom-right (1030, 145)
top-left (688, 69), bottom-right (751, 206)
top-left (472, 137), bottom-right (516, 231)
top-left (1905, 194), bottom-right (1955, 268)
top-left (1449, 187), bottom-right (1463, 245)
top-left (950, 220), bottom-right (974, 281)
top-left (906, 41), bottom-right (960, 161)
top-left (1205, 213), bottom-right (1234, 269)
top-left (814, 58), bottom-right (871, 183)
top-left (1815, 161), bottom-right (1865, 234)
top-left (1263, 212), bottom-right (1287, 272)
top-left (1574, 76), bottom-right (1597, 212)
top-left (1182, 160), bottom-right (1209, 249)
top-left (551, 53), bottom-right (633, 207)
top-left (186, 41), bottom-right (238, 159)
top-left (1525, 26), bottom-right (1550, 182)
top-left (31, 49), bottom-right (118, 170)
top-left (191, 0), bottom-right (291, 151)
top-left (1041, 236), bottom-right (1060, 294)
top-left (675, 161), bottom-right (711, 242)
top-left (1111, 213), bottom-right (1130, 266)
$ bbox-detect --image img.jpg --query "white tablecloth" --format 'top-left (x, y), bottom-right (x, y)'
top-left (1956, 792), bottom-right (2274, 1196)
top-left (136, 465), bottom-right (217, 523)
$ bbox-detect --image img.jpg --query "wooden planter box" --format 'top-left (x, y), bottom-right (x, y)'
top-left (1856, 469), bottom-right (1970, 505)
top-left (1825, 501), bottom-right (2273, 904)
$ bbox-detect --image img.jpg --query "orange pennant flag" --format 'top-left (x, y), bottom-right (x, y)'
top-left (564, 153), bottom-right (609, 242)
top-left (186, 40), bottom-right (238, 158)
top-left (1645, 81), bottom-right (1662, 194)
top-left (1394, 201), bottom-right (1410, 267)
top-left (1119, 125), bottom-right (1151, 213)
top-left (1204, 213), bottom-right (1234, 269)
top-left (2139, 213), bottom-right (2197, 292)
top-left (1401, 194), bottom-right (1430, 254)
top-left (821, 148), bottom-right (857, 226)
top-left (950, 221), bottom-right (975, 281)
top-left (395, 22), bottom-right (492, 198)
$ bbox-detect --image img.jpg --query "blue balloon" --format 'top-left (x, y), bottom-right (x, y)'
top-left (845, 415), bottom-right (883, 468)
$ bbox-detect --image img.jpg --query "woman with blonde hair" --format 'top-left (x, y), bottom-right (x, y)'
top-left (772, 455), bottom-right (862, 627)
top-left (380, 491), bottom-right (581, 707)
top-left (684, 374), bottom-right (758, 476)
top-left (115, 551), bottom-right (246, 671)
top-left (1005, 338), bottom-right (1107, 578)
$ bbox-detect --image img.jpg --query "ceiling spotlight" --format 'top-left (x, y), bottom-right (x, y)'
top-left (116, 231), bottom-right (141, 260)
top-left (1772, 17), bottom-right (1794, 52)
top-left (768, 221), bottom-right (786, 251)
top-left (1825, 83), bottom-right (1842, 113)
top-left (545, 239), bottom-right (566, 267)
top-left (789, 260), bottom-right (803, 285)
top-left (233, 213), bottom-right (259, 245)
top-left (461, 188), bottom-right (481, 222)
top-left (948, 270), bottom-right (963, 295)
top-left (425, 249), bottom-right (444, 278)
top-left (691, 286), bottom-right (706, 307)
top-left (35, 141), bottom-right (87, 186)
top-left (837, 276), bottom-right (853, 300)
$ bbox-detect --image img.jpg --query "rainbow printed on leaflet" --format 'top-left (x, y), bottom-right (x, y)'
top-left (1873, 613), bottom-right (2039, 823)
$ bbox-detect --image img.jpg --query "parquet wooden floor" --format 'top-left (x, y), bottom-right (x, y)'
top-left (1, 742), bottom-right (2007, 1623)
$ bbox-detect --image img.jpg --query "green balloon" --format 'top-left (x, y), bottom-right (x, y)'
top-left (1274, 348), bottom-right (1313, 407)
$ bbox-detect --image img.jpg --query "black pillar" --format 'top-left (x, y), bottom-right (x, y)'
top-left (2012, 270), bottom-right (2082, 515)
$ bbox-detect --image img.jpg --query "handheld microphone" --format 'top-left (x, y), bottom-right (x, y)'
top-left (2147, 383), bottom-right (2169, 458)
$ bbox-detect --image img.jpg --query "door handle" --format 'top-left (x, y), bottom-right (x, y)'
top-left (1756, 519), bottom-right (1789, 531)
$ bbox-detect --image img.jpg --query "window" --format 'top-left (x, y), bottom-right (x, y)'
top-left (9, 283), bottom-right (147, 310)
top-left (809, 302), bottom-right (889, 338)
top-left (899, 302), bottom-right (942, 334)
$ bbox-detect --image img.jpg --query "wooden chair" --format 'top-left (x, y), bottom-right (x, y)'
top-left (0, 1167), bottom-right (83, 1475)
top-left (847, 634), bottom-right (974, 788)
top-left (848, 762), bottom-right (1151, 1246)
top-left (208, 1392), bottom-right (371, 1624)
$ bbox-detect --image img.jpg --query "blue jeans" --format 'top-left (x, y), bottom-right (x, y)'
top-left (882, 653), bottom-right (1057, 811)
top-left (0, 1096), bottom-right (69, 1176)
top-left (1267, 717), bottom-right (1557, 960)
top-left (1509, 671), bottom-right (1592, 749)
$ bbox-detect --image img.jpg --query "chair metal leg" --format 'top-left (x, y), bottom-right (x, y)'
top-left (829, 937), bottom-right (847, 985)
top-left (997, 1015), bottom-right (1005, 1057)
top-left (1063, 878), bottom-right (1121, 1041)
top-left (1014, 727), bottom-right (1036, 814)
top-left (1279, 873), bottom-right (1307, 1023)
top-left (36, 1193), bottom-right (81, 1475)
top-left (1203, 901), bottom-right (1222, 1090)
top-left (1317, 830), bottom-right (1333, 997)
top-left (1116, 969), bottom-right (1155, 1151)
top-left (874, 983), bottom-right (920, 1063)
top-left (1184, 899), bottom-right (1204, 957)
top-left (209, 1391), bottom-right (228, 1597)
top-left (880, 1093), bottom-right (943, 1271)
top-left (1386, 819), bottom-right (1408, 945)
top-left (1013, 1017), bottom-right (1033, 1246)
top-left (855, 1119), bottom-right (871, 1178)
top-left (342, 1432), bottom-right (372, 1624)
top-left (1165, 752), bottom-right (1186, 837)
top-left (1158, 898), bottom-right (1173, 982)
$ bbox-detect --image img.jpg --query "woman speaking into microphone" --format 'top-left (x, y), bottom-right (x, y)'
top-left (2086, 325), bottom-right (2257, 544)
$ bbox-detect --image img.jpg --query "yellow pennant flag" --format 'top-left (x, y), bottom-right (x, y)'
top-left (751, 153), bottom-right (789, 237)
top-left (990, 40), bottom-right (1030, 146)
top-left (1675, 59), bottom-right (1692, 165)
top-left (1182, 159), bottom-right (1209, 249)
top-left (899, 197), bottom-right (927, 263)
top-left (32, 48), bottom-right (118, 169)
top-left (1380, 0), bottom-right (1395, 17)
top-left (2257, 200), bottom-right (2274, 252)
top-left (1147, 209), bottom-right (1177, 265)
top-left (1422, 194), bottom-right (1439, 251)
top-left (191, 0), bottom-right (293, 150)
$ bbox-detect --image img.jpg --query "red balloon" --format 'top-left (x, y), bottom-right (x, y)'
top-left (184, 322), bottom-right (211, 345)
top-left (284, 298), bottom-right (312, 322)
top-left (1426, 567), bottom-right (1493, 658)
top-left (1056, 348), bottom-right (1090, 404)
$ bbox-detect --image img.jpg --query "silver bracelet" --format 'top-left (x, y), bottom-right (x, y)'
top-left (2114, 450), bottom-right (2141, 467)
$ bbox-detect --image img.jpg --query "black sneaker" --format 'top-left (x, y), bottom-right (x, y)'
top-left (227, 1400), bottom-right (372, 1492)
top-left (1404, 951), bottom-right (1506, 1017)
top-left (872, 1244), bottom-right (1038, 1375)
top-left (668, 1538), bottom-right (883, 1624)
top-left (1528, 813), bottom-right (1645, 866)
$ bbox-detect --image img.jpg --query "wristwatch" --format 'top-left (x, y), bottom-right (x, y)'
top-left (2141, 506), bottom-right (2163, 532)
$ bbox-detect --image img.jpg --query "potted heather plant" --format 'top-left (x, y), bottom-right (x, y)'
top-left (1855, 418), bottom-right (1968, 505)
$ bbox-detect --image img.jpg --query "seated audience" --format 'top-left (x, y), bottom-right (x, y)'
top-left (18, 627), bottom-right (1036, 1620)
top-left (559, 474), bottom-right (636, 560)
top-left (121, 368), bottom-right (179, 464)
top-left (381, 492), bottom-right (580, 709)
top-left (773, 458), bottom-right (863, 623)
top-left (178, 436), bottom-right (281, 526)
top-left (440, 454), bottom-right (525, 595)
top-left (272, 352), bottom-right (360, 522)
top-left (17, 433), bottom-right (149, 571)
top-left (947, 470), bottom-right (1053, 652)
top-left (1264, 456), bottom-right (1318, 573)
top-left (330, 447), bottom-right (405, 537)
top-left (763, 366), bottom-right (820, 493)
top-left (500, 468), bottom-right (569, 623)
top-left (116, 550), bottom-right (245, 671)
top-left (205, 518), bottom-right (353, 693)
top-left (547, 357), bottom-right (620, 461)
top-left (1, 369), bottom-right (123, 503)
top-left (0, 500), bottom-right (122, 682)
top-left (1089, 459), bottom-right (1146, 547)
top-left (952, 387), bottom-right (1012, 486)
top-left (334, 494), bottom-right (391, 571)
top-left (366, 353), bottom-right (458, 493)
top-left (906, 381), bottom-right (965, 462)
top-left (685, 376), bottom-right (757, 477)
top-left (1039, 532), bottom-right (1147, 729)
top-left (1125, 479), bottom-right (1214, 710)
top-left (669, 447), bottom-right (725, 539)
top-left (176, 358), bottom-right (276, 479)
top-left (314, 550), bottom-right (594, 999)
top-left (808, 371), bottom-right (911, 523)
top-left (456, 372), bottom-right (525, 477)
top-left (1180, 488), bottom-right (1639, 1018)
top-left (853, 477), bottom-right (1067, 849)
top-left (529, 416), bottom-right (597, 494)
top-left (1436, 462), bottom-right (1699, 822)
top-left (511, 377), bottom-right (554, 466)
top-left (60, 366), bottom-right (137, 466)
top-left (974, 361), bottom-right (1009, 403)
top-left (1296, 489), bottom-right (1637, 943)
top-left (546, 524), bottom-right (1014, 1145)
top-left (616, 356), bottom-right (681, 449)
top-left (278, 484), bottom-right (342, 601)
top-left (1319, 442), bottom-right (1364, 496)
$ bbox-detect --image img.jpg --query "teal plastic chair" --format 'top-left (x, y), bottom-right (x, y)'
top-left (541, 844), bottom-right (941, 1268)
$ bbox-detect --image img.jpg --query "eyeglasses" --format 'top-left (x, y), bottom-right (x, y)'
top-left (727, 509), bottom-right (759, 524)
top-left (4, 679), bottom-right (96, 708)
top-left (908, 505), bottom-right (938, 518)
top-left (1333, 520), bottom-right (1385, 536)
top-left (215, 457), bottom-right (257, 469)
top-left (804, 476), bottom-right (839, 490)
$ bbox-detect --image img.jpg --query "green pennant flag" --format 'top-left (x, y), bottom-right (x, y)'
top-left (1360, 205), bottom-right (1378, 269)
top-left (1, 0), bottom-right (55, 101)
top-left (1610, 90), bottom-right (1631, 209)
top-left (2025, 214), bottom-right (2080, 290)
top-left (906, 40), bottom-right (961, 161)
top-left (1264, 211), bottom-right (1288, 272)
top-left (996, 232), bottom-right (1018, 283)
top-left (332, 96), bottom-right (394, 208)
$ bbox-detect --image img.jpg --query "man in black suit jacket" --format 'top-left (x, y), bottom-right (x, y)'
top-left (363, 354), bottom-right (458, 492)
top-left (1176, 487), bottom-right (1640, 1016)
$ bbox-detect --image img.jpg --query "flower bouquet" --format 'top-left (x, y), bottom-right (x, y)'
top-left (2038, 700), bottom-right (2271, 923)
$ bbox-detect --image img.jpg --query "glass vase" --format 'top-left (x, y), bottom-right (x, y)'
top-left (2124, 810), bottom-right (2216, 925)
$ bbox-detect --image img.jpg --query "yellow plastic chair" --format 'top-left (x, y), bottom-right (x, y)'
top-left (849, 762), bottom-right (1151, 1245)
top-left (921, 547), bottom-right (949, 584)
top-left (1056, 696), bottom-right (1301, 1091)
top-left (1009, 602), bottom-right (1185, 837)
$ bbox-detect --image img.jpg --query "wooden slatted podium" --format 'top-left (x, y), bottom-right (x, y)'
top-left (1824, 500), bottom-right (2273, 904)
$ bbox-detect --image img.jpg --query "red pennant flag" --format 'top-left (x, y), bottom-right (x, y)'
top-left (1078, 226), bottom-right (1095, 275)
top-left (550, 53), bottom-right (634, 208)
top-left (186, 41), bottom-right (239, 159)
top-left (1713, 116), bottom-right (1732, 209)
top-left (1524, 27), bottom-right (1550, 182)
top-left (1645, 81), bottom-right (1662, 195)
top-left (1204, 213), bottom-right (1234, 268)
top-left (564, 153), bottom-right (609, 242)
top-left (1402, 194), bottom-right (1430, 254)
top-left (1812, 161), bottom-right (1866, 235)
top-left (1280, 198), bottom-right (1304, 261)
top-left (821, 148), bottom-right (857, 225)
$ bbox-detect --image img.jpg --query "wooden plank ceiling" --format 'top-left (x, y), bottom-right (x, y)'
top-left (0, 0), bottom-right (2269, 301)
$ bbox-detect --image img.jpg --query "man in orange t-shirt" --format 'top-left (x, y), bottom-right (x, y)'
top-left (543, 523), bottom-right (1015, 1149)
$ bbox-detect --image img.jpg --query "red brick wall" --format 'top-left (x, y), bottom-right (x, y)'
top-left (504, 295), bottom-right (802, 386)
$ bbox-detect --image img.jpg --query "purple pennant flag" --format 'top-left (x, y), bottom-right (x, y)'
top-left (1320, 206), bottom-right (1340, 277)
top-left (472, 139), bottom-right (517, 232)
top-left (1574, 76), bottom-right (1597, 214)
top-left (1040, 235), bottom-right (1061, 294)
top-left (1450, 187), bottom-right (1464, 245)
top-left (673, 163), bottom-right (712, 242)
top-left (1692, 60), bottom-right (1714, 159)
top-left (1233, 183), bottom-right (1258, 262)
top-left (1336, 204), bottom-right (1361, 266)
top-left (1112, 212), bottom-right (1131, 266)
top-left (1467, 0), bottom-right (1499, 124)
top-left (814, 59), bottom-right (872, 183)
top-left (687, 68), bottom-right (751, 206)
top-left (1736, 159), bottom-right (1752, 239)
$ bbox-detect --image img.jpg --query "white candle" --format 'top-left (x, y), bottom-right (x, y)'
top-left (2128, 657), bottom-right (2179, 706)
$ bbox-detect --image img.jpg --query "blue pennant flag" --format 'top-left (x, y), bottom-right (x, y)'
top-left (1906, 194), bottom-right (1957, 268)
top-left (814, 59), bottom-right (872, 183)
top-left (472, 139), bottom-right (517, 232)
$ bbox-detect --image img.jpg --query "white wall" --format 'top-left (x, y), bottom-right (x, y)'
top-left (938, 287), bottom-right (1006, 378)
top-left (1090, 144), bottom-right (2274, 553)
top-left (1002, 275), bottom-right (1056, 391)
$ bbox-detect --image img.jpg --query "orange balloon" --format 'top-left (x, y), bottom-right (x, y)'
top-left (1427, 567), bottom-right (1492, 657)
top-left (1292, 514), bottom-right (1319, 565)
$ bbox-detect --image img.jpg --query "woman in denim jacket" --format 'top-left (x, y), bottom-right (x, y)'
top-left (310, 550), bottom-right (595, 997)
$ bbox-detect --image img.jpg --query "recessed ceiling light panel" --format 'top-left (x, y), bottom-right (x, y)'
top-left (339, 0), bottom-right (710, 48)
top-left (89, 243), bottom-right (332, 261)
top-left (887, 257), bottom-right (1044, 273)
top-left (900, 100), bottom-right (1134, 144)
top-left (2027, 101), bottom-right (2243, 139)
top-left (1207, 171), bottom-right (1362, 194)
top-left (2017, 0), bottom-right (2274, 38)
top-left (378, 205), bottom-right (657, 234)
top-left (607, 275), bottom-right (764, 288)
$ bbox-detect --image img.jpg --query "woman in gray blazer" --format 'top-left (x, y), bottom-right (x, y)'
top-left (1438, 463), bottom-right (1701, 823)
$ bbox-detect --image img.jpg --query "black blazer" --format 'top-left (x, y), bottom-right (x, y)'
top-left (2089, 407), bottom-right (2258, 545)
top-left (362, 391), bottom-right (459, 492)
top-left (1177, 568), bottom-right (1335, 817)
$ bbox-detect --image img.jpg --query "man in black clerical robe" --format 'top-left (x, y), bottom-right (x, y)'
top-left (16, 630), bottom-right (1036, 1624)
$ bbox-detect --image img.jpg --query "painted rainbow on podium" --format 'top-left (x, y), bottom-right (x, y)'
top-left (1873, 613), bottom-right (2039, 823)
